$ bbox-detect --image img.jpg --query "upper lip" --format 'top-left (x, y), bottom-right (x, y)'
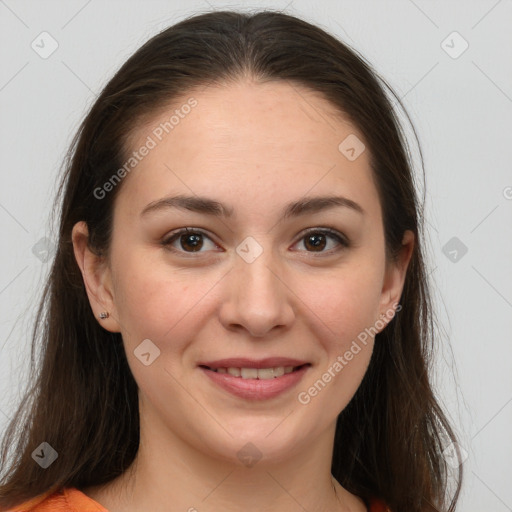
top-left (198, 358), bottom-right (310, 369)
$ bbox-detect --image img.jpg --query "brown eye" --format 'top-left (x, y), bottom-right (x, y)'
top-left (178, 232), bottom-right (203, 252)
top-left (303, 232), bottom-right (328, 252)
top-left (162, 228), bottom-right (218, 254)
top-left (162, 227), bottom-right (349, 257)
top-left (295, 228), bottom-right (349, 254)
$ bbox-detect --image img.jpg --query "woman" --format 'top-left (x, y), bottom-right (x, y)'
top-left (0, 10), bottom-right (463, 512)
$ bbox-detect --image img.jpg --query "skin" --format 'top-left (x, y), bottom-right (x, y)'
top-left (73, 78), bottom-right (414, 512)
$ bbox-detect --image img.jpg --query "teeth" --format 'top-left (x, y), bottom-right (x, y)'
top-left (227, 367), bottom-right (241, 377)
top-left (241, 368), bottom-right (258, 379)
top-left (212, 366), bottom-right (302, 379)
top-left (255, 368), bottom-right (275, 379)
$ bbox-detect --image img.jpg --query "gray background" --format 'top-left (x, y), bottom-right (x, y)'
top-left (1, 1), bottom-right (511, 510)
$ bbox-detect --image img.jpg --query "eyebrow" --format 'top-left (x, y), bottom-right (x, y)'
top-left (140, 194), bottom-right (365, 219)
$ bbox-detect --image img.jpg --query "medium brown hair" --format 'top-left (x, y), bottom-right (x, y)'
top-left (0, 10), bottom-right (462, 511)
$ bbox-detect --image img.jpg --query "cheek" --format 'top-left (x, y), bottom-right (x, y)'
top-left (305, 262), bottom-right (383, 343)
top-left (298, 265), bottom-right (381, 405)
top-left (111, 250), bottom-right (204, 343)
top-left (302, 278), bottom-right (378, 413)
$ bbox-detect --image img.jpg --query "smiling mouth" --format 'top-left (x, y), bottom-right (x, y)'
top-left (199, 364), bottom-right (310, 380)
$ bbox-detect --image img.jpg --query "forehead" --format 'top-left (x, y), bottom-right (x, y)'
top-left (116, 79), bottom-right (380, 223)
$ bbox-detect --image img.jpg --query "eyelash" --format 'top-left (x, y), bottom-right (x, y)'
top-left (161, 227), bottom-right (350, 257)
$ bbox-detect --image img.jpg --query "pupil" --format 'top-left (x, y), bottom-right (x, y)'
top-left (305, 233), bottom-right (326, 251)
top-left (178, 232), bottom-right (327, 253)
top-left (182, 233), bottom-right (203, 252)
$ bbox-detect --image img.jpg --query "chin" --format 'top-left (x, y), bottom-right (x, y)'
top-left (201, 419), bottom-right (313, 467)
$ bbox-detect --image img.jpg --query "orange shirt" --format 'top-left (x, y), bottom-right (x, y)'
top-left (7, 488), bottom-right (107, 512)
top-left (7, 487), bottom-right (390, 511)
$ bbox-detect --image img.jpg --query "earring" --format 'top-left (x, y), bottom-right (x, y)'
top-left (99, 311), bottom-right (109, 319)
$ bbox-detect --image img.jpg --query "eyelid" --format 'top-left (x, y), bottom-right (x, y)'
top-left (295, 226), bottom-right (349, 247)
top-left (161, 227), bottom-right (221, 253)
top-left (291, 226), bottom-right (350, 254)
top-left (161, 226), bottom-right (350, 255)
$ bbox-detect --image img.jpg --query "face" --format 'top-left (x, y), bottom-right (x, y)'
top-left (74, 79), bottom-right (412, 466)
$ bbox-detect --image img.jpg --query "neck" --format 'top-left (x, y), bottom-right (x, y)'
top-left (83, 398), bottom-right (366, 512)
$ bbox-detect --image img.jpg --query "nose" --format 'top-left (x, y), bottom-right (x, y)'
top-left (218, 249), bottom-right (296, 338)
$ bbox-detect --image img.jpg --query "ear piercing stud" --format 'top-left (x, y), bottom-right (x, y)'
top-left (99, 312), bottom-right (109, 319)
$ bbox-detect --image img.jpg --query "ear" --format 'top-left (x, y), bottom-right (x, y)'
top-left (377, 229), bottom-right (415, 329)
top-left (71, 221), bottom-right (121, 333)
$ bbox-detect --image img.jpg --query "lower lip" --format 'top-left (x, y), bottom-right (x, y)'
top-left (200, 365), bottom-right (310, 400)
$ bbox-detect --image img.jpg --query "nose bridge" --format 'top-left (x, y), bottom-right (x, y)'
top-left (235, 233), bottom-right (280, 288)
top-left (220, 237), bottom-right (294, 337)
top-left (238, 246), bottom-right (281, 300)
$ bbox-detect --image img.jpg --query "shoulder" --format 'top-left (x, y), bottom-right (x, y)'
top-left (7, 488), bottom-right (109, 512)
top-left (367, 497), bottom-right (392, 512)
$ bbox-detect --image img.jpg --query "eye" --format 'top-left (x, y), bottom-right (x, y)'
top-left (292, 227), bottom-right (350, 255)
top-left (161, 227), bottom-right (350, 256)
top-left (162, 228), bottom-right (220, 255)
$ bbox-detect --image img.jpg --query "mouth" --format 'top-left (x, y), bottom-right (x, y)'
top-left (197, 359), bottom-right (312, 400)
top-left (199, 363), bottom-right (310, 380)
